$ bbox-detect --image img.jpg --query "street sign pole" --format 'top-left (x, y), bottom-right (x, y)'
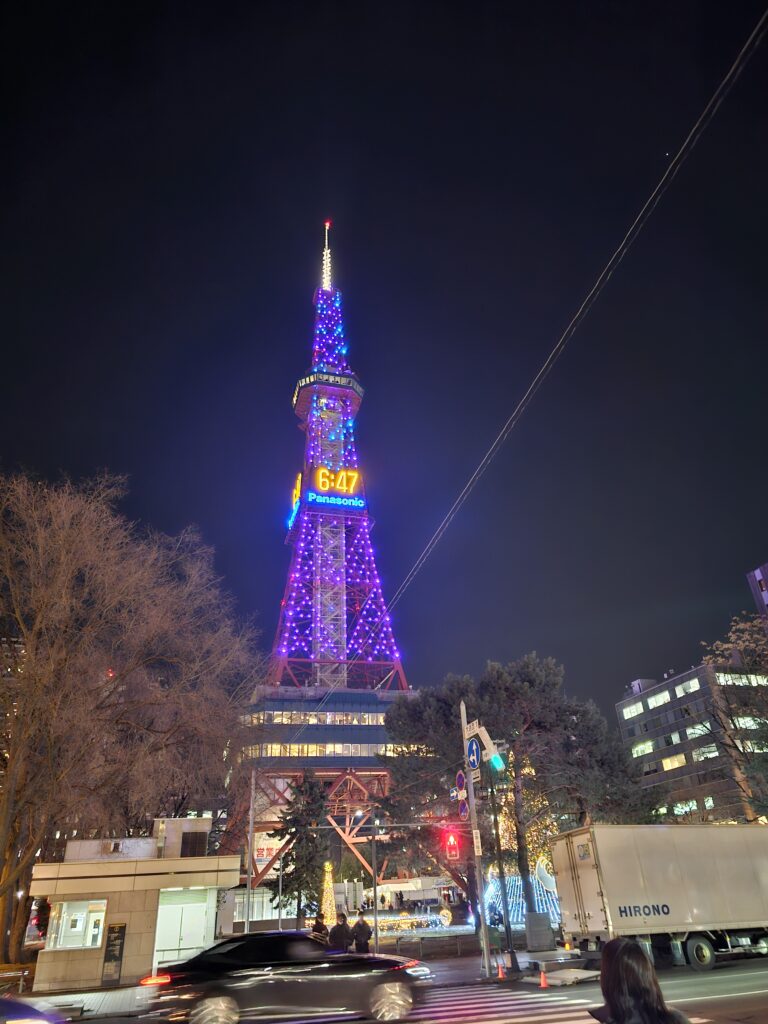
top-left (460, 700), bottom-right (492, 979)
top-left (487, 765), bottom-right (517, 965)
top-left (372, 823), bottom-right (379, 954)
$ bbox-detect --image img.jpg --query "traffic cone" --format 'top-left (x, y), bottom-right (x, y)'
top-left (539, 969), bottom-right (549, 989)
top-left (497, 960), bottom-right (506, 980)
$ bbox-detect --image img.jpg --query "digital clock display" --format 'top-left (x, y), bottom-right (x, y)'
top-left (314, 467), bottom-right (361, 495)
top-left (287, 466), bottom-right (367, 524)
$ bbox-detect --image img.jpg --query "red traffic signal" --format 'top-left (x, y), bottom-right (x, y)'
top-left (445, 830), bottom-right (460, 862)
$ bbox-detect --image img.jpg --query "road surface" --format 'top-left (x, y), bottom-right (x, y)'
top-left (417, 959), bottom-right (768, 1024)
top-left (54, 957), bottom-right (768, 1024)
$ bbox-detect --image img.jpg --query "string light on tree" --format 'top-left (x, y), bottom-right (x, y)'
top-left (320, 861), bottom-right (336, 922)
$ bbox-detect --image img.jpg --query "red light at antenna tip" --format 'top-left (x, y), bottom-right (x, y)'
top-left (324, 220), bottom-right (332, 229)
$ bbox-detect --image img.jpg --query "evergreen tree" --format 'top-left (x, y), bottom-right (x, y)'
top-left (385, 654), bottom-right (656, 915)
top-left (266, 773), bottom-right (328, 926)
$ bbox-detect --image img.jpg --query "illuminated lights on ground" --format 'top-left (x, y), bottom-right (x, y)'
top-left (483, 875), bottom-right (561, 927)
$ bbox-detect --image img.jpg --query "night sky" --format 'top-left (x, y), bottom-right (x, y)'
top-left (3, 2), bottom-right (767, 715)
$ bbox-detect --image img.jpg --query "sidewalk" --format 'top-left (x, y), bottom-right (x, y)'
top-left (19, 985), bottom-right (148, 1019)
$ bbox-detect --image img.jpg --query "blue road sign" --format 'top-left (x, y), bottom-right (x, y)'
top-left (449, 786), bottom-right (459, 801)
top-left (467, 737), bottom-right (482, 770)
top-left (458, 799), bottom-right (469, 821)
top-left (455, 770), bottom-right (466, 792)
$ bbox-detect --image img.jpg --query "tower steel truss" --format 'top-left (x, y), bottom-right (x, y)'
top-left (271, 224), bottom-right (407, 692)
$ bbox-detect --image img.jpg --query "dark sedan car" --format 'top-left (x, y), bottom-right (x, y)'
top-left (142, 931), bottom-right (432, 1024)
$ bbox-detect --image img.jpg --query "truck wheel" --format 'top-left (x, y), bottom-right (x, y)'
top-left (686, 936), bottom-right (716, 971)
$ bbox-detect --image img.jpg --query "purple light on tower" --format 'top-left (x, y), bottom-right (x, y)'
top-left (271, 223), bottom-right (407, 691)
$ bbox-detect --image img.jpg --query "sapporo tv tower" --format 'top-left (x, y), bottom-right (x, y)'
top-left (271, 224), bottom-right (407, 691)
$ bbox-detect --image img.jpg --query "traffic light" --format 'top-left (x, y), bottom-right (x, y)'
top-left (445, 830), bottom-right (460, 862)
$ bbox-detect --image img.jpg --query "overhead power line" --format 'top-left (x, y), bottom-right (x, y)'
top-left (385, 4), bottom-right (768, 617)
top-left (273, 6), bottom-right (768, 750)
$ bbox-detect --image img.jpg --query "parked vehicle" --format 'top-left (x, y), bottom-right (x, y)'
top-left (142, 931), bottom-right (432, 1023)
top-left (552, 823), bottom-right (768, 971)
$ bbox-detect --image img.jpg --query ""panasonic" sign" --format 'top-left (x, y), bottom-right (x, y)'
top-left (618, 904), bottom-right (671, 918)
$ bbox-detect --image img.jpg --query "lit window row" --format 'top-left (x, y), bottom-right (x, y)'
top-left (622, 701), bottom-right (644, 720)
top-left (245, 710), bottom-right (386, 726)
top-left (686, 721), bottom-right (711, 739)
top-left (716, 672), bottom-right (768, 687)
top-left (647, 690), bottom-right (670, 709)
top-left (735, 738), bottom-right (768, 753)
top-left (632, 731), bottom-right (682, 757)
top-left (657, 795), bottom-right (714, 816)
top-left (621, 677), bottom-right (701, 720)
top-left (691, 744), bottom-right (719, 761)
top-left (246, 742), bottom-right (414, 759)
top-left (675, 678), bottom-right (701, 698)
top-left (733, 716), bottom-right (763, 730)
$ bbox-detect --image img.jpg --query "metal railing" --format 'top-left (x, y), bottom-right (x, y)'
top-left (0, 968), bottom-right (31, 994)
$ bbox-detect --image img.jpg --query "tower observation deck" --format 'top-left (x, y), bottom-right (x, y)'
top-left (271, 225), bottom-right (407, 691)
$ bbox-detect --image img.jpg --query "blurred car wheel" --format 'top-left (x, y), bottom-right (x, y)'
top-left (189, 995), bottom-right (240, 1024)
top-left (368, 981), bottom-right (413, 1021)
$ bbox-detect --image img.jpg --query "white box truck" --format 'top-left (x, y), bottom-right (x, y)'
top-left (551, 823), bottom-right (768, 971)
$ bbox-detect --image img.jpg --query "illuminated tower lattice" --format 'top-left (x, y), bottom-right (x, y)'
top-left (272, 224), bottom-right (407, 691)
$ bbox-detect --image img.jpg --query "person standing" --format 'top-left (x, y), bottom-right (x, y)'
top-left (311, 912), bottom-right (329, 943)
top-left (328, 912), bottom-right (353, 952)
top-left (590, 938), bottom-right (691, 1024)
top-left (351, 910), bottom-right (373, 953)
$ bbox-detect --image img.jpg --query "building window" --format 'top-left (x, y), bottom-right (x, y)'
top-left (735, 738), bottom-right (768, 753)
top-left (655, 805), bottom-right (668, 815)
top-left (703, 796), bottom-right (715, 810)
top-left (180, 831), bottom-right (208, 857)
top-left (733, 716), bottom-right (761, 730)
top-left (686, 722), bottom-right (710, 740)
top-left (642, 761), bottom-right (660, 776)
top-left (662, 732), bottom-right (681, 747)
top-left (716, 672), bottom-right (768, 687)
top-left (675, 678), bottom-right (700, 698)
top-left (647, 691), bottom-right (671, 709)
top-left (622, 701), bottom-right (644, 720)
top-left (632, 740), bottom-right (654, 758)
top-left (691, 744), bottom-right (719, 762)
top-left (46, 899), bottom-right (107, 951)
top-left (661, 753), bottom-right (687, 772)
top-left (251, 709), bottom-right (386, 727)
top-left (673, 799), bottom-right (698, 815)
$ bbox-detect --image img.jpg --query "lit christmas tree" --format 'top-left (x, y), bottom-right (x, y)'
top-left (320, 861), bottom-right (336, 922)
top-left (496, 761), bottom-right (559, 864)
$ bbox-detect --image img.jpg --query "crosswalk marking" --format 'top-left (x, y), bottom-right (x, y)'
top-left (411, 984), bottom-right (712, 1024)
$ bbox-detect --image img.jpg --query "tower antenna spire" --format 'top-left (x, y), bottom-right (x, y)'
top-left (321, 219), bottom-right (332, 291)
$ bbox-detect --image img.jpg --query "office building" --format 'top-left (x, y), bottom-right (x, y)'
top-left (747, 562), bottom-right (768, 617)
top-left (616, 665), bottom-right (768, 821)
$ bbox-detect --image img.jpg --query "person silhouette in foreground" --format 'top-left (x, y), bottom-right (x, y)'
top-left (590, 938), bottom-right (690, 1024)
top-left (328, 912), bottom-right (353, 952)
top-left (351, 910), bottom-right (373, 953)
